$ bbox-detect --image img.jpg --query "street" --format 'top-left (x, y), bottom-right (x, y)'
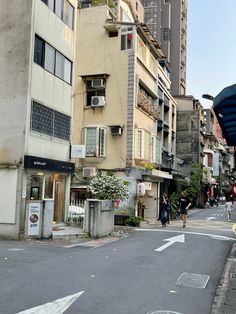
top-left (0, 206), bottom-right (235, 314)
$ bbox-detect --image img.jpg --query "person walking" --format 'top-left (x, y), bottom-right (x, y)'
top-left (179, 191), bottom-right (191, 228)
top-left (159, 193), bottom-right (168, 227)
top-left (224, 198), bottom-right (233, 221)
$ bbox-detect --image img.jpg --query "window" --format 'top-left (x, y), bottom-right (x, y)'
top-left (41, 0), bottom-right (74, 30)
top-left (31, 100), bottom-right (71, 141)
top-left (121, 27), bottom-right (134, 50)
top-left (84, 127), bottom-right (106, 157)
top-left (34, 35), bottom-right (72, 84)
top-left (85, 78), bottom-right (105, 106)
top-left (163, 28), bottom-right (171, 41)
top-left (135, 129), bottom-right (151, 161)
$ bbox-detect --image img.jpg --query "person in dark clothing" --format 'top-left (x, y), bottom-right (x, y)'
top-left (159, 193), bottom-right (169, 227)
top-left (179, 191), bottom-right (191, 228)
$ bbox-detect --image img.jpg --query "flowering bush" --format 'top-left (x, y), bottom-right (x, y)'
top-left (87, 173), bottom-right (130, 200)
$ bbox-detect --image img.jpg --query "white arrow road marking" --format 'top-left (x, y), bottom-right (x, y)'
top-left (155, 234), bottom-right (185, 252)
top-left (136, 228), bottom-right (236, 241)
top-left (16, 290), bottom-right (84, 314)
top-left (206, 217), bottom-right (216, 221)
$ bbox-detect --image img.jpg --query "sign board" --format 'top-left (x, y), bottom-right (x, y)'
top-left (143, 182), bottom-right (152, 191)
top-left (27, 202), bottom-right (42, 236)
top-left (213, 152), bottom-right (219, 176)
top-left (137, 183), bottom-right (146, 196)
top-left (231, 182), bottom-right (236, 197)
top-left (70, 145), bottom-right (86, 158)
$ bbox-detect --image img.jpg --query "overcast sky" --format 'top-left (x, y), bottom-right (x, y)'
top-left (186, 0), bottom-right (236, 108)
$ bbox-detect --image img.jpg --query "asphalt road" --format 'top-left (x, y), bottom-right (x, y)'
top-left (0, 205), bottom-right (235, 314)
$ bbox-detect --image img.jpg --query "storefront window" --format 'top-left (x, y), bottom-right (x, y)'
top-left (26, 173), bottom-right (44, 200)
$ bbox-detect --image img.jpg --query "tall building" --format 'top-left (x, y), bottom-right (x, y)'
top-left (72, 0), bottom-right (176, 222)
top-left (0, 0), bottom-right (77, 239)
top-left (142, 0), bottom-right (188, 95)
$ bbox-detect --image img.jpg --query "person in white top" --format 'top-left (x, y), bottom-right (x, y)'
top-left (224, 199), bottom-right (233, 221)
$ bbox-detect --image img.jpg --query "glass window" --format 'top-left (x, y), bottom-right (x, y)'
top-left (64, 58), bottom-right (72, 84)
top-left (68, 4), bottom-right (74, 29)
top-left (34, 36), bottom-right (44, 66)
top-left (44, 43), bottom-right (55, 73)
top-left (55, 51), bottom-right (64, 79)
top-left (55, 0), bottom-right (63, 19)
top-left (121, 27), bottom-right (134, 50)
top-left (136, 130), bottom-right (143, 158)
top-left (99, 128), bottom-right (105, 157)
top-left (85, 128), bottom-right (97, 156)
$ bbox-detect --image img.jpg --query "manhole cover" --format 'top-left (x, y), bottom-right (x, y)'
top-left (176, 272), bottom-right (210, 289)
top-left (230, 273), bottom-right (236, 280)
top-left (146, 311), bottom-right (183, 314)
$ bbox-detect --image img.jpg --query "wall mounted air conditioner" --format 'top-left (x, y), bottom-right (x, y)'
top-left (91, 96), bottom-right (105, 107)
top-left (82, 167), bottom-right (97, 177)
top-left (91, 79), bottom-right (105, 88)
top-left (110, 125), bottom-right (122, 136)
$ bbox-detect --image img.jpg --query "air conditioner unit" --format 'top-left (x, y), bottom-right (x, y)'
top-left (82, 167), bottom-right (97, 177)
top-left (91, 79), bottom-right (105, 88)
top-left (110, 125), bottom-right (122, 136)
top-left (91, 96), bottom-right (105, 107)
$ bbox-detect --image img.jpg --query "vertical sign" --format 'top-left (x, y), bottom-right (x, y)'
top-left (27, 202), bottom-right (41, 236)
top-left (213, 152), bottom-right (219, 176)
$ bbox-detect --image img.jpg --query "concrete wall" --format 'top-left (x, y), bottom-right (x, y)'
top-left (0, 0), bottom-right (32, 164)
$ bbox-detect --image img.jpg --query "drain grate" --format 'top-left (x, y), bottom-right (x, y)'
top-left (176, 272), bottom-right (210, 289)
top-left (230, 273), bottom-right (236, 280)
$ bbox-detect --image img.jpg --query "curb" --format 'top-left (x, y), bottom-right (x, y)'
top-left (211, 243), bottom-right (236, 314)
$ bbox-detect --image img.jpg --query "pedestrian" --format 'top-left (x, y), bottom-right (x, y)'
top-left (224, 198), bottom-right (233, 221)
top-left (179, 191), bottom-right (191, 228)
top-left (159, 193), bottom-right (168, 227)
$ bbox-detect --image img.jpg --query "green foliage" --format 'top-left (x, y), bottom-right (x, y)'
top-left (125, 216), bottom-right (142, 227)
top-left (92, 0), bottom-right (116, 8)
top-left (144, 163), bottom-right (155, 170)
top-left (186, 163), bottom-right (203, 200)
top-left (87, 173), bottom-right (130, 200)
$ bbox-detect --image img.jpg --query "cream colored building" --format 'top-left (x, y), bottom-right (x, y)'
top-left (72, 1), bottom-right (176, 222)
top-left (0, 0), bottom-right (77, 238)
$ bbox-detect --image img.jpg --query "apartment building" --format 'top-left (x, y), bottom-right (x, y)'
top-left (0, 0), bottom-right (77, 239)
top-left (72, 1), bottom-right (176, 222)
top-left (142, 0), bottom-right (188, 95)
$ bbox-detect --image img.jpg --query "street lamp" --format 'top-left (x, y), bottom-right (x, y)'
top-left (202, 94), bottom-right (214, 101)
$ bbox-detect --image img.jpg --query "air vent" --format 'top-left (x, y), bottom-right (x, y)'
top-left (110, 125), bottom-right (122, 136)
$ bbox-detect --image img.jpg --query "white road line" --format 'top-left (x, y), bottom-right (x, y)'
top-left (16, 291), bottom-right (84, 314)
top-left (135, 228), bottom-right (236, 241)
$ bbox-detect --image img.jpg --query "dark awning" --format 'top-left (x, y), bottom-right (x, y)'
top-left (213, 84), bottom-right (236, 146)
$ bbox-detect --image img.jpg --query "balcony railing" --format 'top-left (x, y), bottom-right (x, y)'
top-left (137, 92), bottom-right (159, 120)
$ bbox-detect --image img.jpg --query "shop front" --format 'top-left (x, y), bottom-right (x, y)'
top-left (24, 155), bottom-right (75, 238)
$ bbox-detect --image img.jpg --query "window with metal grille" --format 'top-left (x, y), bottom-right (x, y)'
top-left (31, 101), bottom-right (71, 141)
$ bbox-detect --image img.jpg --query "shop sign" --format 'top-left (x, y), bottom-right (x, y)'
top-left (137, 183), bottom-right (146, 196)
top-left (27, 203), bottom-right (41, 236)
top-left (231, 182), bottom-right (236, 197)
top-left (24, 155), bottom-right (75, 173)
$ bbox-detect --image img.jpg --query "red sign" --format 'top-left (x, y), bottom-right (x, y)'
top-left (231, 183), bottom-right (236, 197)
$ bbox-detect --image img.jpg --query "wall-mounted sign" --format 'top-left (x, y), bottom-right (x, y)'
top-left (231, 182), bottom-right (236, 197)
top-left (137, 183), bottom-right (146, 196)
top-left (24, 155), bottom-right (75, 173)
top-left (70, 145), bottom-right (86, 158)
top-left (143, 182), bottom-right (152, 191)
top-left (27, 202), bottom-right (41, 236)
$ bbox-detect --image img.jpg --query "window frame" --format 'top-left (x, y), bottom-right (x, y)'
top-left (121, 27), bottom-right (134, 51)
top-left (84, 127), bottom-right (106, 157)
top-left (34, 35), bottom-right (72, 85)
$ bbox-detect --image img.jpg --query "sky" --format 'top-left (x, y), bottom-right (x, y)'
top-left (186, 0), bottom-right (236, 108)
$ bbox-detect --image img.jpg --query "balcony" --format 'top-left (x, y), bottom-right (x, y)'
top-left (137, 92), bottom-right (159, 120)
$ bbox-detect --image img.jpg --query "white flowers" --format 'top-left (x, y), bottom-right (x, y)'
top-left (87, 174), bottom-right (130, 200)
